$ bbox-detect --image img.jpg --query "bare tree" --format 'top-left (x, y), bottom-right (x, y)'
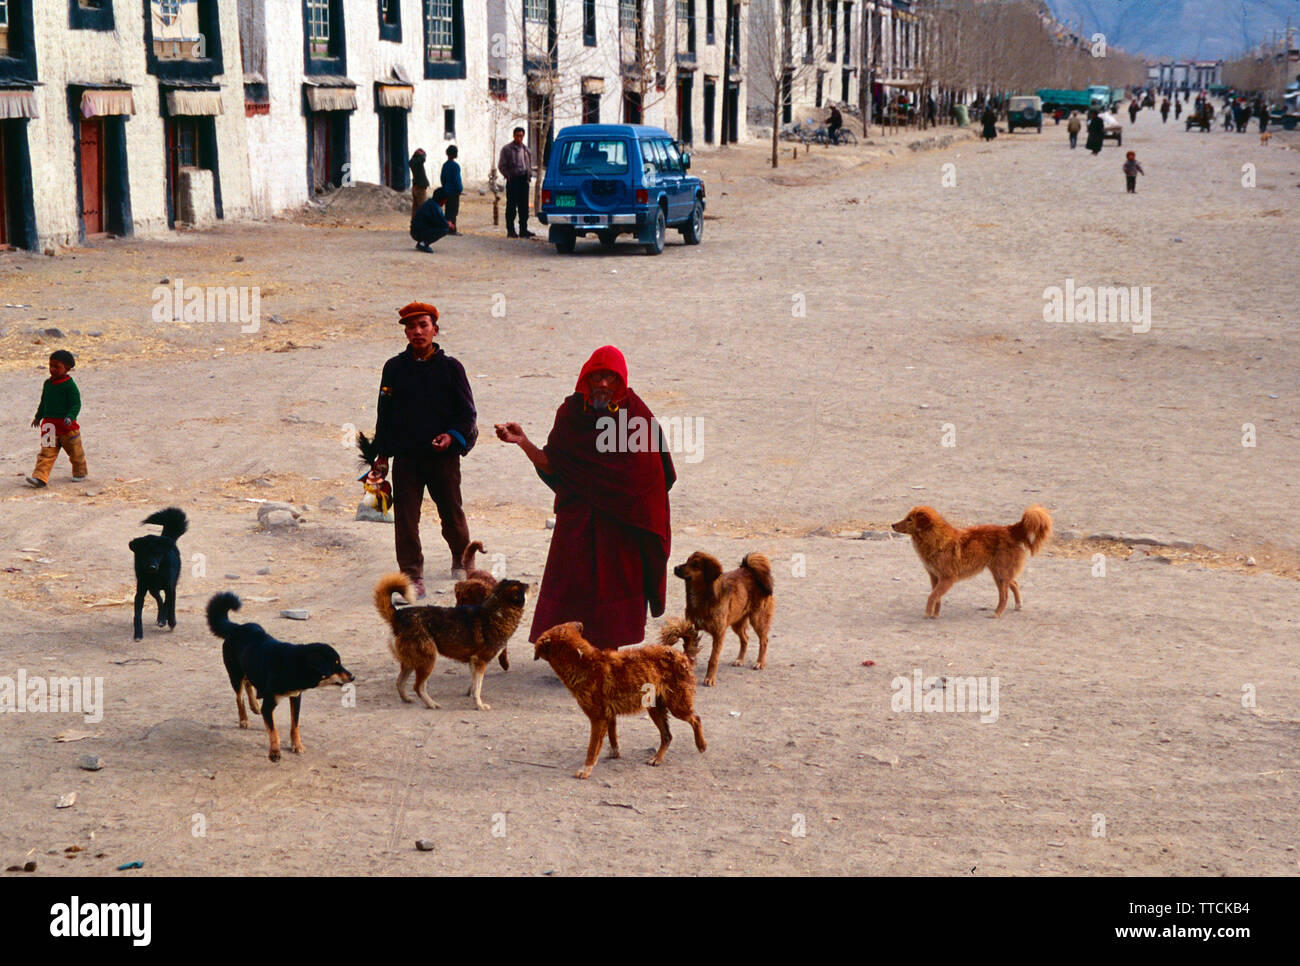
top-left (750, 0), bottom-right (822, 167)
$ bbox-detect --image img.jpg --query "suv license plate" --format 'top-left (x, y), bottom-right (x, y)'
top-left (556, 194), bottom-right (576, 208)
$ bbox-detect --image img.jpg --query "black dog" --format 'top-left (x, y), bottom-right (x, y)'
top-left (206, 592), bottom-right (355, 762)
top-left (129, 507), bottom-right (187, 641)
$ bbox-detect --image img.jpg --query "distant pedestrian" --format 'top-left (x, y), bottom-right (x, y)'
top-left (440, 145), bottom-right (462, 234)
top-left (410, 188), bottom-right (453, 253)
top-left (981, 105), bottom-right (997, 141)
top-left (1128, 99), bottom-right (1139, 125)
top-left (498, 126), bottom-right (535, 239)
top-left (1160, 98), bottom-right (1170, 123)
top-left (1256, 99), bottom-right (1269, 133)
top-left (1174, 98), bottom-right (1182, 120)
top-left (1067, 111), bottom-right (1081, 149)
top-left (1123, 151), bottom-right (1144, 194)
top-left (1234, 101), bottom-right (1250, 133)
top-left (827, 104), bottom-right (844, 143)
top-left (409, 149), bottom-right (429, 217)
top-left (1085, 110), bottom-right (1105, 155)
top-left (926, 94), bottom-right (937, 128)
top-left (27, 350), bottom-right (87, 488)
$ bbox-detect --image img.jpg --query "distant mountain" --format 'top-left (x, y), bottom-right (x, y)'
top-left (1044, 0), bottom-right (1298, 60)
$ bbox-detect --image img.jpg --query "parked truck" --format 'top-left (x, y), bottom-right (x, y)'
top-left (1038, 87), bottom-right (1113, 115)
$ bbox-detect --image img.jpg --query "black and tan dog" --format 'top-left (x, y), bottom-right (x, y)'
top-left (206, 593), bottom-right (354, 762)
top-left (673, 551), bottom-right (775, 686)
top-left (129, 507), bottom-right (187, 641)
top-left (374, 573), bottom-right (527, 711)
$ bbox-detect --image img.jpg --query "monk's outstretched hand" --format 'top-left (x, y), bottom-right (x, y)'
top-left (495, 422), bottom-right (526, 445)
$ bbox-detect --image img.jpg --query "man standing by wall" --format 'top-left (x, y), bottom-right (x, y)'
top-left (498, 127), bottom-right (535, 239)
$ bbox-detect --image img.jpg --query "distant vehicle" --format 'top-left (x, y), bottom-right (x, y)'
top-left (1037, 88), bottom-right (1093, 113)
top-left (1098, 112), bottom-right (1124, 144)
top-left (537, 124), bottom-right (705, 255)
top-left (1270, 86), bottom-right (1299, 130)
top-left (1006, 95), bottom-right (1043, 133)
top-left (1185, 104), bottom-right (1213, 132)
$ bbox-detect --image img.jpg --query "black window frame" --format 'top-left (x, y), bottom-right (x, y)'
top-left (144, 0), bottom-right (225, 81)
top-left (582, 0), bottom-right (596, 47)
top-left (705, 0), bottom-right (714, 44)
top-left (70, 0), bottom-right (115, 31)
top-left (301, 0), bottom-right (345, 76)
top-left (422, 0), bottom-right (465, 80)
top-left (0, 0), bottom-right (38, 81)
top-left (378, 0), bottom-right (400, 43)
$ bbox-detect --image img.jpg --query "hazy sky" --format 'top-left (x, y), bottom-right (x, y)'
top-left (1045, 0), bottom-right (1299, 59)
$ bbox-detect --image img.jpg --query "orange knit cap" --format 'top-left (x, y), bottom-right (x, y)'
top-left (398, 301), bottom-right (439, 324)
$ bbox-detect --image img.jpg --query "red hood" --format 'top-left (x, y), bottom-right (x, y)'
top-left (575, 345), bottom-right (628, 406)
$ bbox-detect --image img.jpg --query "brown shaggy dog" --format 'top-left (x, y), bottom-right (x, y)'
top-left (657, 617), bottom-right (702, 661)
top-left (534, 621), bottom-right (706, 779)
top-left (374, 573), bottom-right (527, 710)
top-left (892, 505), bottom-right (1053, 618)
top-left (453, 540), bottom-right (509, 670)
top-left (672, 551), bottom-right (775, 687)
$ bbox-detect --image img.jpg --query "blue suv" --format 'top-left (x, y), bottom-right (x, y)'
top-left (538, 124), bottom-right (705, 255)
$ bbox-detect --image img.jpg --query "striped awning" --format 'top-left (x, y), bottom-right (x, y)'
top-left (0, 89), bottom-right (40, 120)
top-left (376, 83), bottom-right (413, 109)
top-left (165, 88), bottom-right (223, 116)
top-left (304, 76), bottom-right (357, 112)
top-left (80, 88), bottom-right (136, 118)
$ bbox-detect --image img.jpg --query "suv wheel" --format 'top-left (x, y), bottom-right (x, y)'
top-left (643, 207), bottom-right (666, 255)
top-left (553, 227), bottom-right (576, 254)
top-left (681, 201), bottom-right (703, 245)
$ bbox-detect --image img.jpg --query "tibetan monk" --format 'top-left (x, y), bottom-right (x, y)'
top-left (495, 346), bottom-right (675, 648)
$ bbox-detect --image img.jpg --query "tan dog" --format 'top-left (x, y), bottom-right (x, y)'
top-left (892, 505), bottom-right (1052, 618)
top-left (374, 573), bottom-right (527, 710)
top-left (672, 551), bottom-right (775, 686)
top-left (534, 621), bottom-right (706, 779)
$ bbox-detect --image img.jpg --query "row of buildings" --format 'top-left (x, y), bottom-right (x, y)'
top-left (0, 1), bottom-right (926, 252)
top-left (1144, 61), bottom-right (1224, 93)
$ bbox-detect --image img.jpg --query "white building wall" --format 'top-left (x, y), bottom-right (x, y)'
top-left (27, 0), bottom-right (253, 249)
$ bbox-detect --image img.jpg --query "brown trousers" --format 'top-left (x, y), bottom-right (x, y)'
top-left (392, 450), bottom-right (469, 580)
top-left (32, 432), bottom-right (87, 483)
top-left (411, 185), bottom-right (428, 218)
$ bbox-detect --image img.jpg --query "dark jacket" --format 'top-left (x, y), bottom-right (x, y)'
top-left (440, 159), bottom-right (463, 195)
top-left (1086, 115), bottom-right (1105, 152)
top-left (373, 345), bottom-right (477, 458)
top-left (410, 197), bottom-right (450, 243)
top-left (409, 153), bottom-right (430, 190)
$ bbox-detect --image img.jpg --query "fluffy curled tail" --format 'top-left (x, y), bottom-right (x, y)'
top-left (143, 507), bottom-right (188, 541)
top-left (740, 552), bottom-right (774, 596)
top-left (461, 540), bottom-right (486, 571)
top-left (1017, 505), bottom-right (1053, 556)
top-left (206, 592), bottom-right (241, 638)
top-left (374, 573), bottom-right (412, 628)
top-left (659, 618), bottom-right (701, 661)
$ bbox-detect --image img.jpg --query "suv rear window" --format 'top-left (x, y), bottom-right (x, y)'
top-left (557, 139), bottom-right (630, 175)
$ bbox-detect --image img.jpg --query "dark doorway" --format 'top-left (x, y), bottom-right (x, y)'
top-left (378, 107), bottom-right (408, 190)
top-left (0, 119), bottom-right (38, 250)
top-left (582, 91), bottom-right (600, 124)
top-left (307, 111), bottom-right (350, 192)
top-left (724, 81), bottom-right (740, 143)
top-left (677, 74), bottom-right (693, 144)
top-left (622, 89), bottom-right (642, 123)
top-left (703, 78), bottom-right (716, 143)
top-left (780, 70), bottom-right (792, 124)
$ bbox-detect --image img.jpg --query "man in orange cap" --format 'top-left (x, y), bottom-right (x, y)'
top-left (369, 302), bottom-right (478, 598)
top-left (495, 346), bottom-right (674, 648)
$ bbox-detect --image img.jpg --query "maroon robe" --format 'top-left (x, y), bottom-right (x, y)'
top-left (529, 389), bottom-right (675, 648)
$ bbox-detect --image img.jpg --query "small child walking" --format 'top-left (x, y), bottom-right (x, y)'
top-left (1123, 151), bottom-right (1145, 194)
top-left (27, 349), bottom-right (88, 487)
top-left (440, 145), bottom-right (463, 234)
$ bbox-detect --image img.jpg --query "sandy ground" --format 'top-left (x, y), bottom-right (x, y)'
top-left (1, 114), bottom-right (1298, 876)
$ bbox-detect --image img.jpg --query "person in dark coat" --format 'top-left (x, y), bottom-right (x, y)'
top-left (1160, 98), bottom-right (1170, 123)
top-left (1174, 98), bottom-right (1182, 120)
top-left (1085, 111), bottom-right (1105, 154)
top-left (408, 149), bottom-right (429, 217)
top-left (495, 346), bottom-right (675, 650)
top-left (827, 104), bottom-right (843, 143)
top-left (1128, 99), bottom-right (1139, 125)
top-left (410, 188), bottom-right (453, 253)
top-left (369, 302), bottom-right (477, 599)
top-left (440, 145), bottom-right (463, 233)
top-left (981, 105), bottom-right (997, 140)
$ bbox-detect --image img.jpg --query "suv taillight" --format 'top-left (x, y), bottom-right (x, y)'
top-left (635, 189), bottom-right (649, 204)
top-left (541, 190), bottom-right (552, 205)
